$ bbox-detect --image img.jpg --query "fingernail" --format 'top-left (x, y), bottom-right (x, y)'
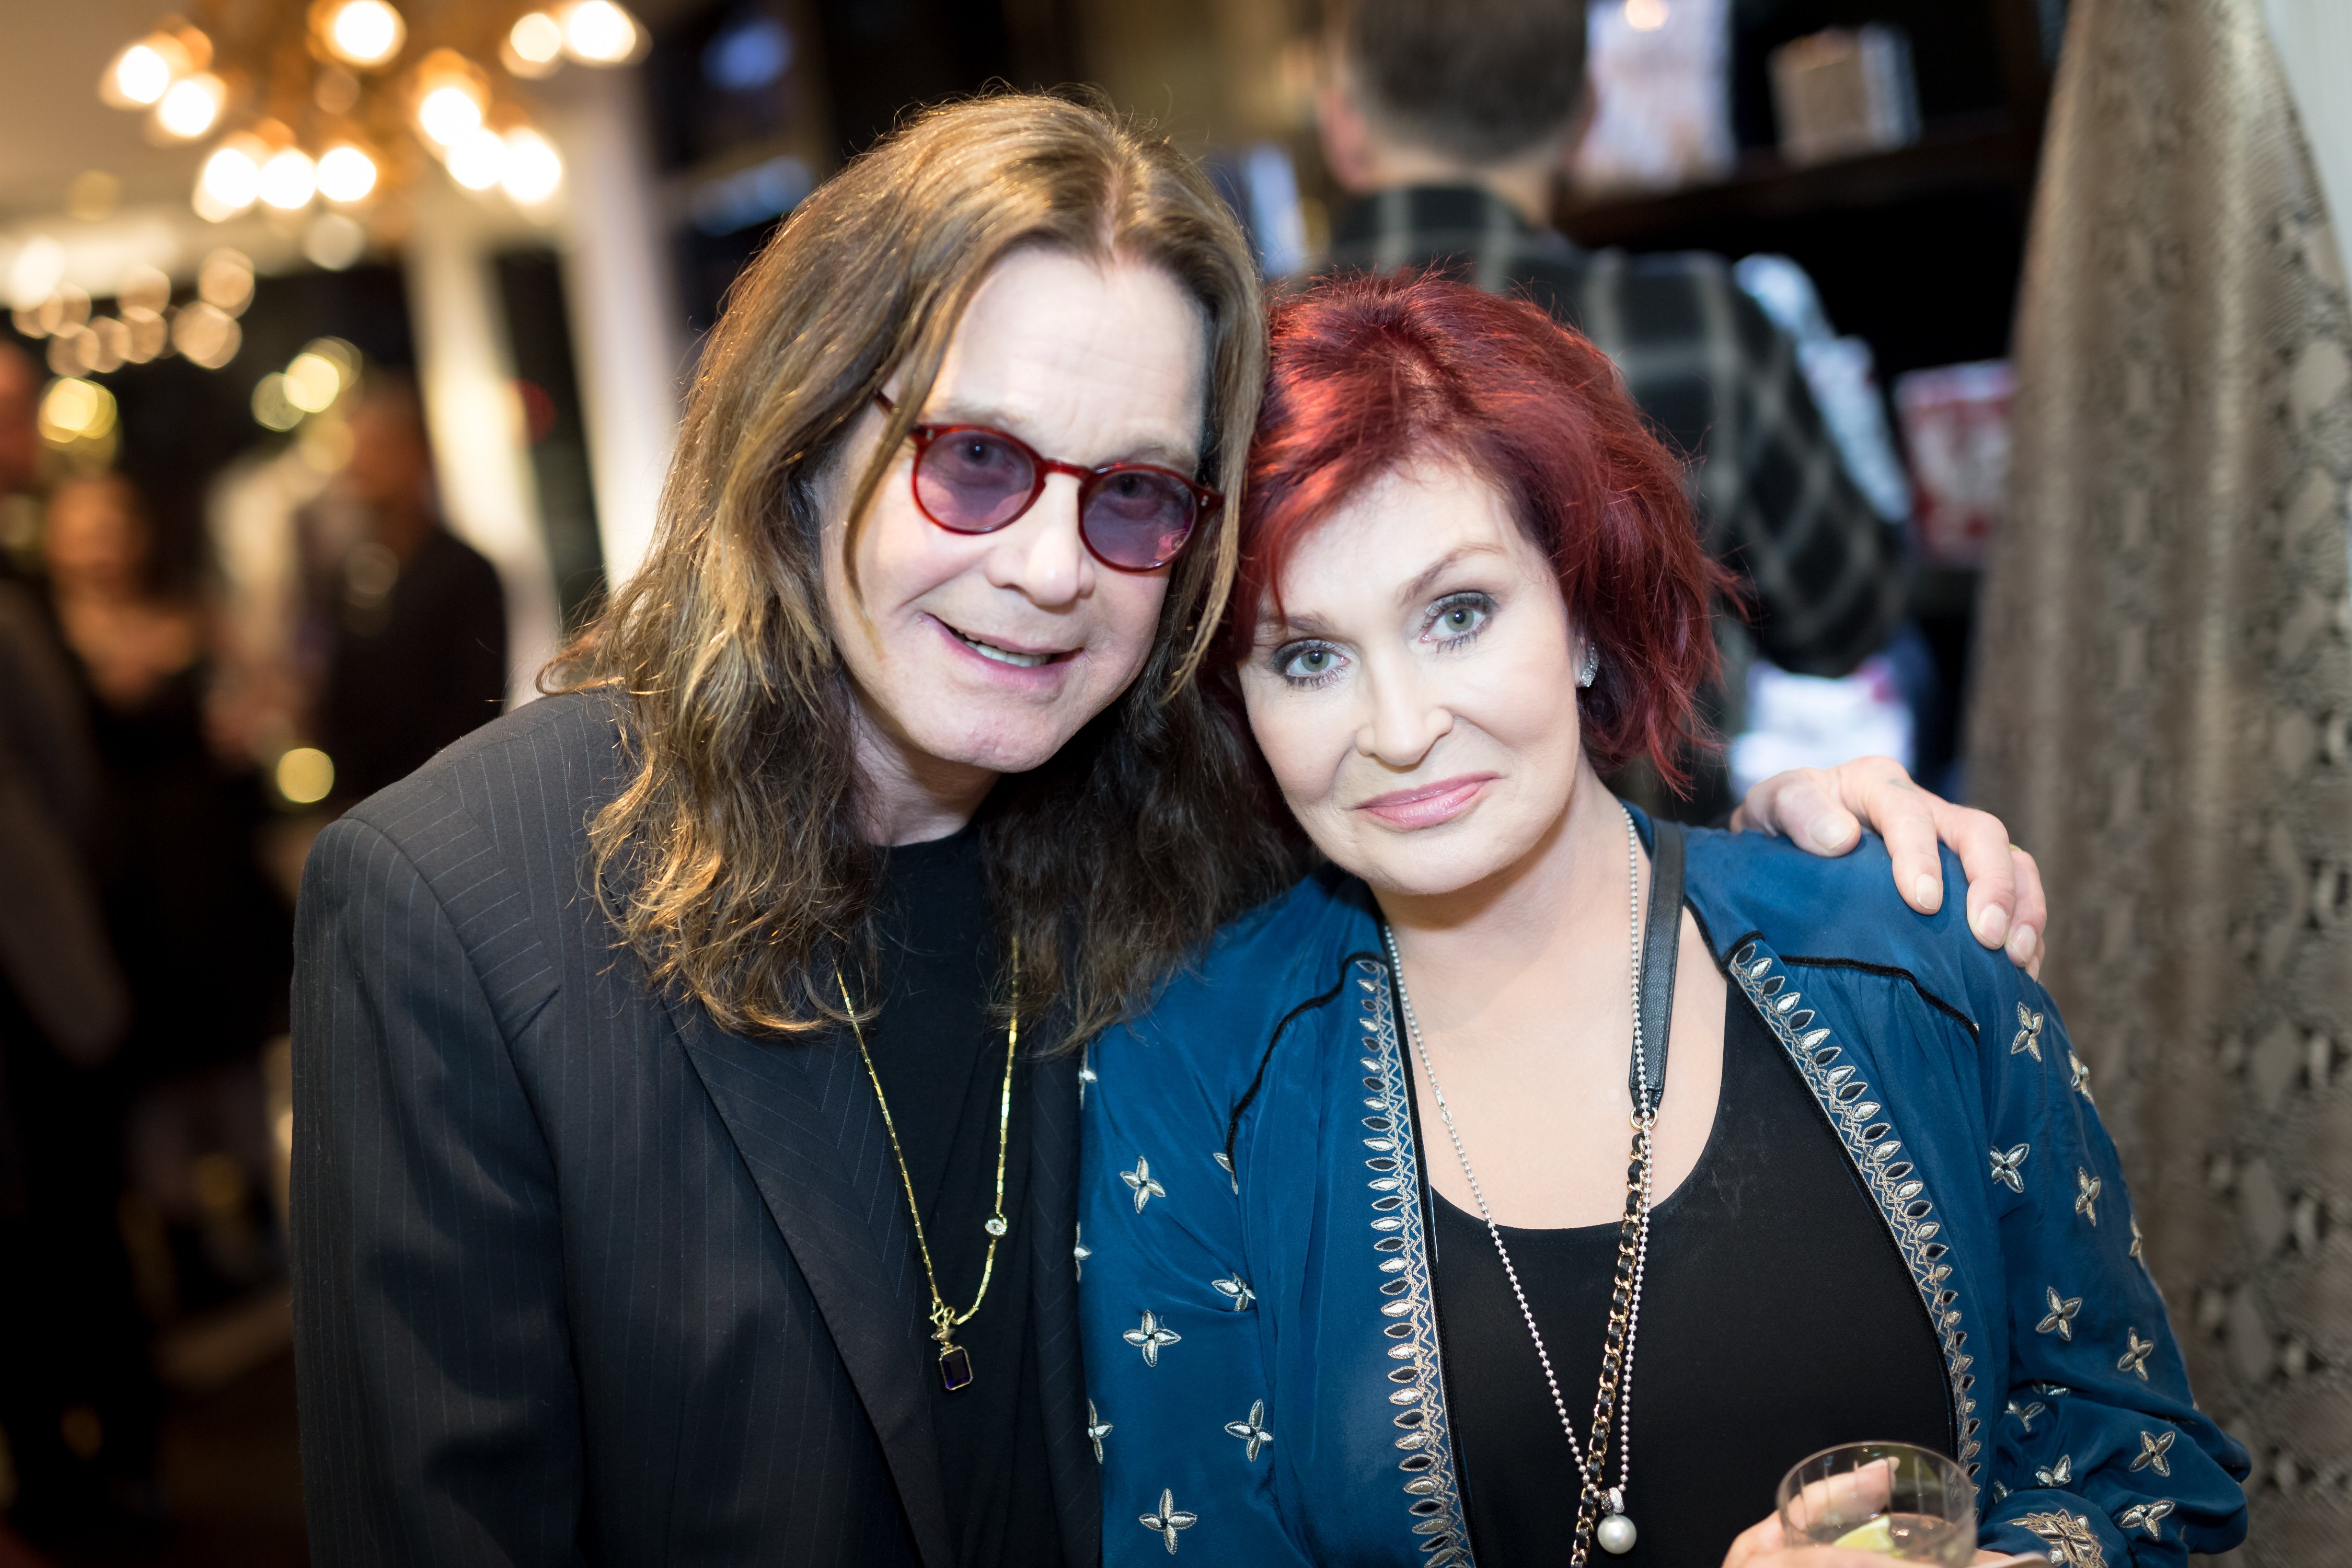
top-left (1974, 903), bottom-right (2011, 946)
top-left (1810, 814), bottom-right (1851, 849)
top-left (1911, 873), bottom-right (1942, 913)
top-left (2008, 924), bottom-right (2038, 967)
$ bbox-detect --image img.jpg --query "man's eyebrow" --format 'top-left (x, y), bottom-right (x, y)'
top-left (918, 400), bottom-right (1200, 471)
top-left (1397, 545), bottom-right (1506, 605)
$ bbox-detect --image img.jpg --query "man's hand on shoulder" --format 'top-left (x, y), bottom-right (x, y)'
top-left (1730, 757), bottom-right (2045, 978)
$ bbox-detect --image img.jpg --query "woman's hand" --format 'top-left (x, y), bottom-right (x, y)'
top-left (1721, 1509), bottom-right (2048, 1567)
top-left (1731, 756), bottom-right (2046, 978)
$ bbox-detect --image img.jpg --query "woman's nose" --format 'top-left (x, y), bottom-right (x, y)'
top-left (1356, 665), bottom-right (1453, 767)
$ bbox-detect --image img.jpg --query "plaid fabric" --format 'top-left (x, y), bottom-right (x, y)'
top-left (1322, 185), bottom-right (1905, 678)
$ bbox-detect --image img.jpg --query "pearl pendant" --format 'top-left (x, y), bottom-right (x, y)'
top-left (1596, 1512), bottom-right (1637, 1554)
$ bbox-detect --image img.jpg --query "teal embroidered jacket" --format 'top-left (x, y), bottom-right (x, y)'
top-left (1077, 823), bottom-right (2249, 1567)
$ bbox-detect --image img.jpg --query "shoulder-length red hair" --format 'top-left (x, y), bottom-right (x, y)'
top-left (1233, 270), bottom-right (1734, 789)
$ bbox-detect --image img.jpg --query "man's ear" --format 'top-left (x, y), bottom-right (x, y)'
top-left (1316, 56), bottom-right (1380, 194)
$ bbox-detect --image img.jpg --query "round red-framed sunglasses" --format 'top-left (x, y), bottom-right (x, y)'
top-left (876, 394), bottom-right (1220, 572)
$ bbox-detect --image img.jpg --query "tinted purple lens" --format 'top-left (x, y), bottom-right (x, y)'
top-left (1080, 468), bottom-right (1197, 569)
top-left (915, 430), bottom-right (1036, 532)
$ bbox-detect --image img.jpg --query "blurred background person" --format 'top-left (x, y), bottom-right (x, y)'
top-left (1316, 0), bottom-right (1907, 823)
top-left (0, 344), bottom-right (45, 582)
top-left (0, 531), bottom-right (147, 1550)
top-left (43, 471), bottom-right (292, 1332)
top-left (297, 376), bottom-right (506, 809)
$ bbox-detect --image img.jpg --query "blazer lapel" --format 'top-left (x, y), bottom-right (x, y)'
top-left (670, 999), bottom-right (954, 1568)
top-left (1023, 1040), bottom-right (1101, 1563)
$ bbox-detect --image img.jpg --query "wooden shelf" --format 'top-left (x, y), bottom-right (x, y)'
top-left (1557, 110), bottom-right (2035, 250)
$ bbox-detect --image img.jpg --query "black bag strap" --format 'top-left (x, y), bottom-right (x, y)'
top-left (1630, 816), bottom-right (1684, 1118)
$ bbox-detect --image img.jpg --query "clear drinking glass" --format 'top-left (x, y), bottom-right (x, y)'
top-left (1777, 1442), bottom-right (1976, 1565)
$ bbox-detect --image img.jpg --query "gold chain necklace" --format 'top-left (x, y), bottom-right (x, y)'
top-left (836, 936), bottom-right (1018, 1393)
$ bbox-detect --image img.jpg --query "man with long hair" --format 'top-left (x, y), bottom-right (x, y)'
top-left (291, 93), bottom-right (2037, 1565)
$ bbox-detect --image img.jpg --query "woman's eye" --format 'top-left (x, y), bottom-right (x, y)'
top-left (1427, 594), bottom-right (1493, 643)
top-left (1276, 644), bottom-right (1343, 683)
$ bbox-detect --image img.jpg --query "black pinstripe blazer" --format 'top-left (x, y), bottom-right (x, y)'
top-left (290, 690), bottom-right (1101, 1566)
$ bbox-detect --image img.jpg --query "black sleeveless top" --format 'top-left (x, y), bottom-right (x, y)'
top-left (1427, 987), bottom-right (1952, 1567)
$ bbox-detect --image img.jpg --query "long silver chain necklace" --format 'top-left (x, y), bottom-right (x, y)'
top-left (1384, 805), bottom-right (1656, 1562)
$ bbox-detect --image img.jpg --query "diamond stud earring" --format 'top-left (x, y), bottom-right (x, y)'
top-left (1577, 642), bottom-right (1599, 688)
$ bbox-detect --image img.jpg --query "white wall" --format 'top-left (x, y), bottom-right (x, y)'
top-left (2262, 0), bottom-right (2352, 287)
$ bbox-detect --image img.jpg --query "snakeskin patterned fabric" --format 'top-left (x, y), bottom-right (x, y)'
top-left (1969, 1), bottom-right (2352, 1561)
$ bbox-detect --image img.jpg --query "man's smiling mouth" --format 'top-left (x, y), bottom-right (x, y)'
top-left (947, 623), bottom-right (1067, 668)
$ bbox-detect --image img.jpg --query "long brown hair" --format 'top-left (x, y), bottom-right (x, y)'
top-left (550, 93), bottom-right (1298, 1043)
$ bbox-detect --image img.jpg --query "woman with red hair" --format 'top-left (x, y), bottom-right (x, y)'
top-left (1077, 274), bottom-right (2246, 1567)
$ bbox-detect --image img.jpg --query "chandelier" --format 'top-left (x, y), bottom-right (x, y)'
top-left (97, 1), bottom-right (648, 228)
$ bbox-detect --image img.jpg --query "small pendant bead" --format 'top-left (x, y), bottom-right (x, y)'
top-left (1597, 1512), bottom-right (1637, 1554)
top-left (984, 1216), bottom-right (1008, 1236)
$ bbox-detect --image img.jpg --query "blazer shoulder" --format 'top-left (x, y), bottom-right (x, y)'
top-left (342, 687), bottom-right (628, 863)
top-left (1685, 827), bottom-right (2019, 1036)
top-left (307, 690), bottom-right (628, 1027)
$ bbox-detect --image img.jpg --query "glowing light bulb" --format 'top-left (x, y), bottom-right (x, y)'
top-left (103, 40), bottom-right (178, 108)
top-left (316, 144), bottom-right (379, 203)
top-left (504, 11), bottom-right (564, 77)
top-left (155, 73), bottom-right (226, 140)
top-left (259, 147), bottom-right (318, 211)
top-left (499, 128), bottom-right (563, 204)
top-left (195, 140), bottom-right (264, 221)
top-left (562, 0), bottom-right (640, 64)
top-left (322, 0), bottom-right (406, 67)
top-left (445, 126), bottom-right (505, 190)
top-left (417, 83), bottom-right (484, 145)
top-left (1624, 0), bottom-right (1669, 30)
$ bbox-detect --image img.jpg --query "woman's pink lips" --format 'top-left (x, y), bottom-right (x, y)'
top-left (1353, 774), bottom-right (1497, 828)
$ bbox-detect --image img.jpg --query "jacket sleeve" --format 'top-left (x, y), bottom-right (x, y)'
top-left (1973, 971), bottom-right (2251, 1565)
top-left (1078, 1024), bottom-right (1316, 1568)
top-left (291, 814), bottom-right (586, 1568)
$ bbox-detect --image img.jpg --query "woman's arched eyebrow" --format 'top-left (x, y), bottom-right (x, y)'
top-left (1396, 544), bottom-right (1507, 606)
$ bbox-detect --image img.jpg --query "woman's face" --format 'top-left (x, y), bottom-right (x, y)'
top-left (1237, 458), bottom-right (1593, 901)
top-left (44, 477), bottom-right (148, 597)
top-left (820, 246), bottom-right (1209, 789)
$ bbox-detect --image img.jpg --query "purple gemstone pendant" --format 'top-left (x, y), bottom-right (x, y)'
top-left (938, 1342), bottom-right (974, 1391)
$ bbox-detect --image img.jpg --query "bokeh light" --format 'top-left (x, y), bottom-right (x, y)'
top-left (198, 249), bottom-right (256, 316)
top-left (259, 147), bottom-right (319, 211)
top-left (195, 137), bottom-right (266, 221)
top-left (316, 144), bottom-right (379, 203)
top-left (446, 127), bottom-right (505, 190)
top-left (504, 12), bottom-right (564, 77)
top-left (500, 128), bottom-right (563, 204)
top-left (275, 747), bottom-right (336, 805)
top-left (172, 302), bottom-right (242, 369)
top-left (562, 0), bottom-right (641, 64)
top-left (304, 213), bottom-right (368, 271)
top-left (38, 378), bottom-right (117, 444)
top-left (285, 350), bottom-right (345, 412)
top-left (320, 0), bottom-right (406, 68)
top-left (253, 373), bottom-right (302, 431)
top-left (101, 37), bottom-right (184, 108)
top-left (155, 72), bottom-right (226, 140)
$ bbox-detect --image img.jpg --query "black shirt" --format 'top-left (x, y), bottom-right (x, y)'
top-left (863, 825), bottom-right (1064, 1568)
top-left (1428, 986), bottom-right (1951, 1566)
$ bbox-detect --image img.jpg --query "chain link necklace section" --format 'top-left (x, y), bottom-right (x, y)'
top-left (837, 936), bottom-right (1019, 1393)
top-left (1385, 806), bottom-right (1656, 1564)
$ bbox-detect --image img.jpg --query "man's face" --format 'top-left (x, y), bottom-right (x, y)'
top-left (818, 246), bottom-right (1209, 819)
